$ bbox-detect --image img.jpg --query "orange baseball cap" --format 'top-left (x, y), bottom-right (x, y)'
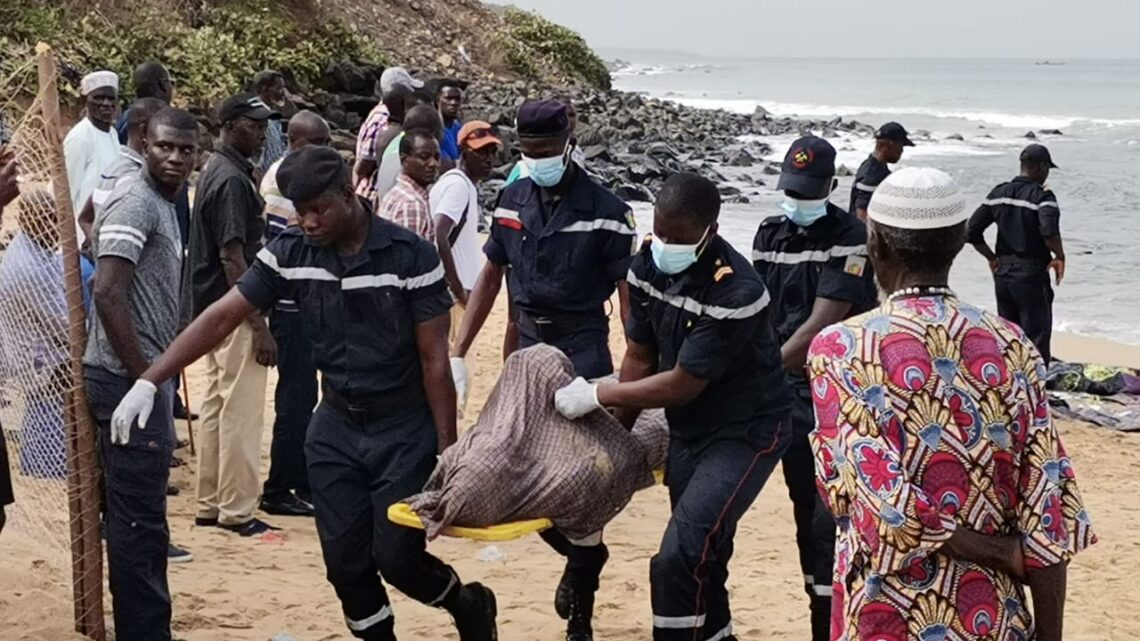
top-left (457, 120), bottom-right (502, 151)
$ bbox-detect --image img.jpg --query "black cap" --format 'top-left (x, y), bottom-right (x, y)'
top-left (777, 136), bottom-right (837, 197)
top-left (875, 121), bottom-right (915, 147)
top-left (516, 100), bottom-right (571, 139)
top-left (277, 145), bottom-right (348, 202)
top-left (1020, 143), bottom-right (1058, 169)
top-left (217, 92), bottom-right (281, 124)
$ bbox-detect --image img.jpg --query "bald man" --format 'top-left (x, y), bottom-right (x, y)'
top-left (258, 110), bottom-right (332, 517)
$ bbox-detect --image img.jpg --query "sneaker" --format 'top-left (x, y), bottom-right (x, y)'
top-left (168, 543), bottom-right (194, 564)
top-left (218, 518), bottom-right (280, 537)
top-left (194, 516), bottom-right (218, 527)
top-left (449, 582), bottom-right (498, 641)
top-left (260, 493), bottom-right (315, 517)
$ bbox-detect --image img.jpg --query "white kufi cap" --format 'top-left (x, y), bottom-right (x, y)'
top-left (80, 70), bottom-right (120, 96)
top-left (867, 167), bottom-right (967, 230)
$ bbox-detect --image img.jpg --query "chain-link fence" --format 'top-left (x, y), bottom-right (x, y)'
top-left (0, 44), bottom-right (105, 641)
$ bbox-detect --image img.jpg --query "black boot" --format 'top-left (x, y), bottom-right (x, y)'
top-left (810, 593), bottom-right (831, 641)
top-left (565, 589), bottom-right (595, 641)
top-left (555, 543), bottom-right (609, 620)
top-left (445, 582), bottom-right (498, 641)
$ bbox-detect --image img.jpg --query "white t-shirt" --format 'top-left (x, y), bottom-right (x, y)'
top-left (429, 169), bottom-right (483, 291)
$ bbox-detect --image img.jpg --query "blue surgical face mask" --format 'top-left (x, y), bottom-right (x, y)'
top-left (651, 226), bottom-right (711, 275)
top-left (780, 196), bottom-right (829, 227)
top-left (522, 143), bottom-right (570, 187)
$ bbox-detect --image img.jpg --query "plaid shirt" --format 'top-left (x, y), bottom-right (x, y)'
top-left (379, 173), bottom-right (434, 241)
top-left (354, 104), bottom-right (390, 199)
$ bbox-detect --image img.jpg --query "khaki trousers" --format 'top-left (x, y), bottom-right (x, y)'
top-left (449, 303), bottom-right (474, 419)
top-left (196, 323), bottom-right (268, 526)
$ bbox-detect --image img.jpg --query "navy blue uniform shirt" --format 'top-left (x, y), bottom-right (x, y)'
top-left (626, 235), bottom-right (790, 444)
top-left (967, 176), bottom-right (1060, 264)
top-left (485, 167), bottom-right (637, 319)
top-left (848, 154), bottom-right (891, 215)
top-left (752, 204), bottom-right (878, 353)
top-left (237, 206), bottom-right (451, 403)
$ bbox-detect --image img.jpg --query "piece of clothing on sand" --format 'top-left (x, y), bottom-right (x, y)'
top-left (405, 344), bottom-right (668, 540)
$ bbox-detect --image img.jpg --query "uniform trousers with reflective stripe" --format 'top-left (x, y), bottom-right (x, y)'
top-left (782, 383), bottom-right (838, 641)
top-left (306, 401), bottom-right (459, 640)
top-left (994, 260), bottom-right (1054, 363)
top-left (651, 427), bottom-right (787, 641)
top-left (86, 366), bottom-right (176, 641)
top-left (196, 323), bottom-right (268, 526)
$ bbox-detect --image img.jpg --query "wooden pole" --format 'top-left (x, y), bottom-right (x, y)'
top-left (35, 42), bottom-right (106, 641)
top-left (181, 370), bottom-right (195, 455)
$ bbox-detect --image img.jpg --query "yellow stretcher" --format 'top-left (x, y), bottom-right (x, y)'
top-left (388, 470), bottom-right (665, 542)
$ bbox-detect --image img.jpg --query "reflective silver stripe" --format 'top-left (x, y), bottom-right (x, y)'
top-left (653, 614), bottom-right (707, 629)
top-left (559, 219), bottom-right (637, 235)
top-left (627, 271), bottom-right (769, 320)
top-left (256, 247), bottom-right (338, 281)
top-left (427, 572), bottom-right (459, 606)
top-left (812, 584), bottom-right (833, 597)
top-left (854, 182), bottom-right (876, 193)
top-left (278, 299), bottom-right (297, 305)
top-left (341, 263), bottom-right (445, 291)
top-left (802, 573), bottom-right (813, 585)
top-left (566, 531), bottom-right (603, 547)
top-left (707, 623), bottom-right (734, 641)
top-left (99, 232), bottom-right (144, 249)
top-left (752, 244), bottom-right (866, 265)
top-left (982, 197), bottom-right (1059, 211)
top-left (492, 207), bottom-right (521, 221)
top-left (345, 606), bottom-right (392, 631)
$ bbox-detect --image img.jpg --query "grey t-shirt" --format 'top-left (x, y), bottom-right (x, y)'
top-left (84, 168), bottom-right (184, 376)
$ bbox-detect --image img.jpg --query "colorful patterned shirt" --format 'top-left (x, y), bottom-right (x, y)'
top-left (379, 173), bottom-right (434, 241)
top-left (807, 294), bottom-right (1095, 641)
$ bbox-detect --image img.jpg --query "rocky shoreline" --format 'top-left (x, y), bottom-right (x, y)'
top-left (286, 65), bottom-right (881, 206)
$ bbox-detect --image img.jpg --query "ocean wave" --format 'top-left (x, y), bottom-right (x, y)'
top-left (664, 96), bottom-right (1140, 130)
top-left (611, 63), bottom-right (720, 78)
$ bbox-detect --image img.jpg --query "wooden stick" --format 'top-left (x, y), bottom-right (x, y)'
top-left (181, 370), bottom-right (195, 456)
top-left (36, 42), bottom-right (106, 641)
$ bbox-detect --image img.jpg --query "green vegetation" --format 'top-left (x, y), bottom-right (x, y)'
top-left (0, 0), bottom-right (388, 107)
top-left (497, 7), bottom-right (611, 90)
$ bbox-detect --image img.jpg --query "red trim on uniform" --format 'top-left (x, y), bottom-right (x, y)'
top-left (688, 428), bottom-right (785, 641)
top-left (497, 218), bottom-right (523, 230)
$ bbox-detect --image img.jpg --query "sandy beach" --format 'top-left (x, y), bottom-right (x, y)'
top-left (1, 291), bottom-right (1138, 641)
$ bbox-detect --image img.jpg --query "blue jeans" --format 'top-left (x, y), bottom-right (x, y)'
top-left (85, 366), bottom-right (175, 641)
top-left (264, 309), bottom-right (318, 500)
top-left (651, 425), bottom-right (790, 641)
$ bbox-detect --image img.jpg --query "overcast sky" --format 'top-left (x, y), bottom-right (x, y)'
top-left (504, 0), bottom-right (1136, 59)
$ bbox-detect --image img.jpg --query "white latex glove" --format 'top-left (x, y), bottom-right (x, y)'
top-left (555, 377), bottom-right (602, 420)
top-left (450, 357), bottom-right (469, 409)
top-left (111, 379), bottom-right (157, 445)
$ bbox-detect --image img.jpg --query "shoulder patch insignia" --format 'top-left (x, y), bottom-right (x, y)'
top-left (625, 210), bottom-right (638, 230)
top-left (714, 266), bottom-right (734, 282)
top-left (844, 255), bottom-right (867, 277)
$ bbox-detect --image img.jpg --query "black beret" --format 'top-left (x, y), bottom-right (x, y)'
top-left (276, 145), bottom-right (348, 202)
top-left (516, 100), bottom-right (570, 139)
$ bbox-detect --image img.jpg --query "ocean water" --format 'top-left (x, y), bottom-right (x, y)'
top-left (606, 54), bottom-right (1140, 346)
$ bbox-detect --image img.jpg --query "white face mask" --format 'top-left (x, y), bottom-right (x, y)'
top-left (522, 142), bottom-right (570, 187)
top-left (650, 226), bottom-right (711, 275)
